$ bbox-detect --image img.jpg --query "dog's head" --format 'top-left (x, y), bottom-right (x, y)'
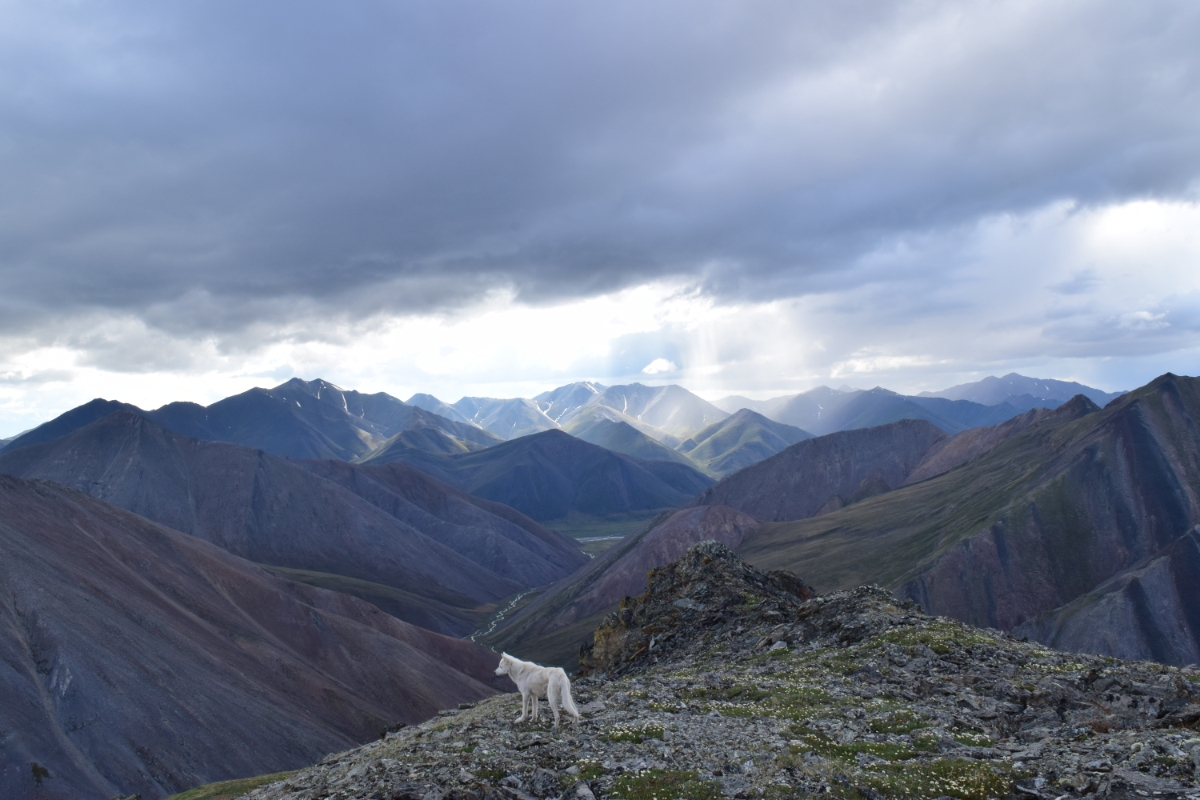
top-left (494, 653), bottom-right (513, 676)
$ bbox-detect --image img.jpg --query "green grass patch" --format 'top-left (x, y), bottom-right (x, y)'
top-left (473, 765), bottom-right (508, 783)
top-left (787, 726), bottom-right (917, 764)
top-left (857, 757), bottom-right (1024, 799)
top-left (646, 700), bottom-right (683, 713)
top-left (681, 684), bottom-right (770, 703)
top-left (682, 682), bottom-right (840, 720)
top-left (874, 623), bottom-right (994, 655)
top-left (609, 769), bottom-right (723, 800)
top-left (868, 709), bottom-right (928, 734)
top-left (952, 730), bottom-right (993, 747)
top-left (166, 771), bottom-right (298, 800)
top-left (912, 732), bottom-right (942, 752)
top-left (545, 511), bottom-right (662, 540)
top-left (604, 722), bottom-right (665, 743)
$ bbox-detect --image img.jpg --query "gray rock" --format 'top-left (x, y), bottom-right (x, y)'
top-left (243, 542), bottom-right (1200, 800)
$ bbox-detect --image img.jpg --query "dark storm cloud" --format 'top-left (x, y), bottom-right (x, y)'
top-left (1, 0), bottom-right (1198, 341)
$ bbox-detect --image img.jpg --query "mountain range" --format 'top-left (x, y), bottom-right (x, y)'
top-left (0, 474), bottom-right (511, 800)
top-left (919, 372), bottom-right (1126, 406)
top-left (0, 379), bottom-right (500, 463)
top-left (0, 412), bottom-right (587, 636)
top-left (2, 373), bottom-right (1125, 490)
top-left (0, 366), bottom-right (1183, 800)
top-left (732, 374), bottom-right (1200, 664)
top-left (486, 373), bottom-right (1188, 671)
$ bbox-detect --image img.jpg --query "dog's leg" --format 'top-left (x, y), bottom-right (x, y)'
top-left (516, 688), bottom-right (528, 722)
top-left (548, 681), bottom-right (561, 729)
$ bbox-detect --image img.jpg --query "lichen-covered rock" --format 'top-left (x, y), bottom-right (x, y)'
top-left (244, 543), bottom-right (1200, 800)
top-left (579, 540), bottom-right (815, 677)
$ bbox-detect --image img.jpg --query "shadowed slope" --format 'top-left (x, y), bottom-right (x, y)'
top-left (0, 398), bottom-right (143, 453)
top-left (0, 413), bottom-right (585, 635)
top-left (1016, 526), bottom-right (1200, 666)
top-left (0, 475), bottom-right (509, 800)
top-left (374, 429), bottom-right (713, 522)
top-left (694, 418), bottom-right (948, 521)
top-left (295, 459), bottom-right (588, 586)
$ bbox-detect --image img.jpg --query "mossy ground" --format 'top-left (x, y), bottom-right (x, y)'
top-left (609, 768), bottom-right (724, 800)
top-left (165, 771), bottom-right (298, 800)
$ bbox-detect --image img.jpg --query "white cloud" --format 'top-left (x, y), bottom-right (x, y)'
top-left (642, 358), bottom-right (678, 375)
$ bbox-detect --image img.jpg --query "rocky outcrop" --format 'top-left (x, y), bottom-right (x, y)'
top-left (579, 540), bottom-right (815, 677)
top-left (0, 475), bottom-right (509, 800)
top-left (484, 507), bottom-right (762, 666)
top-left (693, 418), bottom-right (948, 521)
top-left (242, 542), bottom-right (1200, 800)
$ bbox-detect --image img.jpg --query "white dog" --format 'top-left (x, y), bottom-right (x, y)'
top-left (494, 653), bottom-right (580, 728)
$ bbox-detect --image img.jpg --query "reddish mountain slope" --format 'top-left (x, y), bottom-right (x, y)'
top-left (0, 475), bottom-right (508, 800)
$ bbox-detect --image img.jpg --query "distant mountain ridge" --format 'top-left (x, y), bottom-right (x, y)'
top-left (712, 373), bottom-right (1123, 436)
top-left (411, 381), bottom-right (729, 445)
top-left (920, 372), bottom-right (1125, 407)
top-left (0, 373), bottom-right (1127, 502)
top-left (0, 378), bottom-right (501, 463)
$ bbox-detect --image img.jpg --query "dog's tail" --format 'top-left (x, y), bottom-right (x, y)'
top-left (559, 673), bottom-right (581, 722)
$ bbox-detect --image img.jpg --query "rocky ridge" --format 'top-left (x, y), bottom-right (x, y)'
top-left (245, 543), bottom-right (1200, 800)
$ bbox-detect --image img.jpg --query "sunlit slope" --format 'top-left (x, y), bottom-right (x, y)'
top-left (562, 411), bottom-right (693, 465)
top-left (677, 408), bottom-right (813, 478)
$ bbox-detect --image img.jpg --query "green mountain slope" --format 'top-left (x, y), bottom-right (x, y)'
top-left (562, 411), bottom-right (693, 465)
top-left (677, 408), bottom-right (812, 477)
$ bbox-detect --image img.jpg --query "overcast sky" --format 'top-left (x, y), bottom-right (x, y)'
top-left (1, 0), bottom-right (1199, 436)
